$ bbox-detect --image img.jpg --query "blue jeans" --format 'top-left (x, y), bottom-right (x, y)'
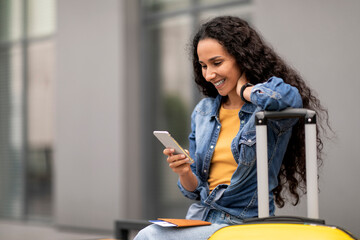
top-left (133, 209), bottom-right (243, 240)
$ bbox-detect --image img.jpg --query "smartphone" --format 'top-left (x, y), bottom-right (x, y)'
top-left (153, 131), bottom-right (194, 164)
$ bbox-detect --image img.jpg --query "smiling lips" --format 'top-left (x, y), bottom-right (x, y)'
top-left (213, 79), bottom-right (225, 88)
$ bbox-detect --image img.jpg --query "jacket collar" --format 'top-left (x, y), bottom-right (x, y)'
top-left (210, 95), bottom-right (257, 119)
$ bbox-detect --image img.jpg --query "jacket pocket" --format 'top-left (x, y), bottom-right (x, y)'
top-left (238, 131), bottom-right (256, 166)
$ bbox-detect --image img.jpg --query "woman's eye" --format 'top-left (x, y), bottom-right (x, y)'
top-left (214, 61), bottom-right (222, 66)
top-left (201, 65), bottom-right (207, 69)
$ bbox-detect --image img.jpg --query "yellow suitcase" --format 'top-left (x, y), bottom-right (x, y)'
top-left (210, 109), bottom-right (357, 240)
top-left (209, 216), bottom-right (357, 240)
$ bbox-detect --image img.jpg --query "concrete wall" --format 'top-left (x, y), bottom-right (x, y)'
top-left (254, 0), bottom-right (360, 235)
top-left (55, 0), bottom-right (126, 230)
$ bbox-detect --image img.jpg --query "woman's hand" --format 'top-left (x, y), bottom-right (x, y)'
top-left (163, 148), bottom-right (198, 192)
top-left (163, 148), bottom-right (192, 176)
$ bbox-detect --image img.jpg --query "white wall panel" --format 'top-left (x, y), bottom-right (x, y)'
top-left (55, 0), bottom-right (126, 230)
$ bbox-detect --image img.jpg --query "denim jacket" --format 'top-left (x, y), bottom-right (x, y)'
top-left (178, 76), bottom-right (303, 220)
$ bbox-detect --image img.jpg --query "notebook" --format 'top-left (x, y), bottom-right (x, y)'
top-left (149, 218), bottom-right (211, 228)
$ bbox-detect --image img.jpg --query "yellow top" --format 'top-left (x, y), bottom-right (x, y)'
top-left (208, 106), bottom-right (240, 191)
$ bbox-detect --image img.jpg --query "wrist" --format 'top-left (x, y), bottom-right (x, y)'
top-left (240, 83), bottom-right (253, 103)
top-left (179, 167), bottom-right (193, 177)
top-left (179, 169), bottom-right (198, 192)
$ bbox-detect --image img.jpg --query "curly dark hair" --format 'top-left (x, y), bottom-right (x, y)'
top-left (191, 16), bottom-right (330, 208)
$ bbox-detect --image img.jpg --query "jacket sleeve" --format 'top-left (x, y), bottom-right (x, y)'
top-left (250, 76), bottom-right (303, 111)
top-left (250, 76), bottom-right (303, 132)
top-left (177, 107), bottom-right (205, 201)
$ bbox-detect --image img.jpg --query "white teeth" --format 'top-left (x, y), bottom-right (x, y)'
top-left (214, 80), bottom-right (225, 86)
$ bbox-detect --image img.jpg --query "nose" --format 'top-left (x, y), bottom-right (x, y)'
top-left (204, 69), bottom-right (216, 82)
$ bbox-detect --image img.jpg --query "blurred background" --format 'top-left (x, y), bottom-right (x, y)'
top-left (0, 0), bottom-right (359, 239)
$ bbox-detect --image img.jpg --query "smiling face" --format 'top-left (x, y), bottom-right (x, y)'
top-left (197, 38), bottom-right (242, 97)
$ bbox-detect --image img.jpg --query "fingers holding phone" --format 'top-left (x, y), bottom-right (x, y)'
top-left (163, 148), bottom-right (174, 156)
top-left (164, 148), bottom-right (192, 176)
top-left (154, 131), bottom-right (194, 164)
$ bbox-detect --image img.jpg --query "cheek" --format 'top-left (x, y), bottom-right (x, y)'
top-left (201, 69), bottom-right (206, 78)
top-left (230, 66), bottom-right (241, 80)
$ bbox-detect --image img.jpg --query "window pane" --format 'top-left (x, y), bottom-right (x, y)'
top-left (199, 2), bottom-right (253, 20)
top-left (140, 0), bottom-right (253, 219)
top-left (26, 39), bottom-right (55, 220)
top-left (0, 44), bottom-right (26, 219)
top-left (0, 0), bottom-right (26, 220)
top-left (156, 15), bottom-right (195, 217)
top-left (27, 0), bottom-right (56, 38)
top-left (141, 0), bottom-right (192, 14)
top-left (141, 14), bottom-right (197, 218)
top-left (198, 0), bottom-right (248, 6)
top-left (0, 0), bottom-right (23, 44)
top-left (0, 0), bottom-right (55, 221)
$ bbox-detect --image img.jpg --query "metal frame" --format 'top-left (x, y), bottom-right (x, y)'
top-left (255, 108), bottom-right (319, 219)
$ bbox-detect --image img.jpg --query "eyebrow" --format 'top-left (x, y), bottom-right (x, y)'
top-left (198, 56), bottom-right (222, 64)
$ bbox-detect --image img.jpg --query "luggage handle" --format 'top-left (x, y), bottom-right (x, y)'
top-left (243, 215), bottom-right (325, 225)
top-left (255, 108), bottom-right (316, 121)
top-left (255, 108), bottom-right (318, 219)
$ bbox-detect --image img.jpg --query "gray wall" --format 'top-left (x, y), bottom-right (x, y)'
top-left (254, 0), bottom-right (360, 235)
top-left (55, 0), bottom-right (126, 230)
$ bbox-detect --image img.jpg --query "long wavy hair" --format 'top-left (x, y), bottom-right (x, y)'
top-left (191, 16), bottom-right (330, 207)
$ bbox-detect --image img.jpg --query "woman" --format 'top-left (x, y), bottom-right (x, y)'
top-left (135, 16), bottom-right (329, 240)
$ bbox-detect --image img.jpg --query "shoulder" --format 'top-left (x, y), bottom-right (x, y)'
top-left (193, 97), bottom-right (218, 116)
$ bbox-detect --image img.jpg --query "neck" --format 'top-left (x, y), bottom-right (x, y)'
top-left (222, 94), bottom-right (243, 109)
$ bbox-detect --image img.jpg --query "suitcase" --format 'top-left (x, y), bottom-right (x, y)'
top-left (209, 108), bottom-right (357, 240)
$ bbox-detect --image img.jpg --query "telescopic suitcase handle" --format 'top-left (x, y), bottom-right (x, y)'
top-left (255, 108), bottom-right (318, 219)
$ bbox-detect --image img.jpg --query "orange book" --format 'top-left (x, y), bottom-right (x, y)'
top-left (149, 218), bottom-right (211, 228)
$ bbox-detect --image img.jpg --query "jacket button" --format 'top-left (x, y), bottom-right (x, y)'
top-left (210, 145), bottom-right (214, 149)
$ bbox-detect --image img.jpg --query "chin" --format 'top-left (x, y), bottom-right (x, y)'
top-left (217, 90), bottom-right (228, 96)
